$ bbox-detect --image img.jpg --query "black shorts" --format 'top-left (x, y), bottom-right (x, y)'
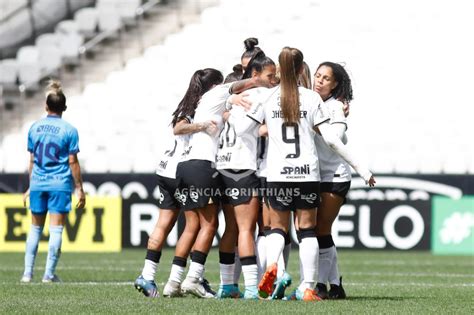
top-left (176, 159), bottom-right (223, 211)
top-left (258, 176), bottom-right (269, 207)
top-left (156, 175), bottom-right (181, 209)
top-left (320, 181), bottom-right (351, 198)
top-left (266, 181), bottom-right (320, 211)
top-left (220, 170), bottom-right (260, 206)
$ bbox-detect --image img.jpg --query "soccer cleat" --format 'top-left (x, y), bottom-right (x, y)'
top-left (282, 289), bottom-right (298, 301)
top-left (295, 288), bottom-right (322, 301)
top-left (315, 282), bottom-right (329, 300)
top-left (328, 277), bottom-right (346, 299)
top-left (134, 275), bottom-right (159, 298)
top-left (20, 273), bottom-right (32, 283)
top-left (42, 274), bottom-right (61, 283)
top-left (243, 285), bottom-right (259, 299)
top-left (216, 284), bottom-right (242, 299)
top-left (271, 272), bottom-right (292, 300)
top-left (163, 280), bottom-right (183, 297)
top-left (200, 277), bottom-right (216, 296)
top-left (181, 277), bottom-right (215, 298)
top-left (258, 263), bottom-right (277, 298)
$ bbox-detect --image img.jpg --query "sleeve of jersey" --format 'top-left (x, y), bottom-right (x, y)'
top-left (330, 101), bottom-right (347, 126)
top-left (318, 122), bottom-right (373, 183)
top-left (68, 128), bottom-right (80, 155)
top-left (27, 128), bottom-right (34, 153)
top-left (232, 108), bottom-right (258, 136)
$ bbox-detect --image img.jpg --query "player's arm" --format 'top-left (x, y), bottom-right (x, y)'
top-left (173, 118), bottom-right (218, 136)
top-left (69, 154), bottom-right (86, 209)
top-left (315, 122), bottom-right (375, 186)
top-left (229, 76), bottom-right (272, 95)
top-left (23, 153), bottom-right (34, 206)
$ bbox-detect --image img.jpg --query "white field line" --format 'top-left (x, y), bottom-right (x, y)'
top-left (1, 281), bottom-right (473, 288)
top-left (1, 267), bottom-right (472, 278)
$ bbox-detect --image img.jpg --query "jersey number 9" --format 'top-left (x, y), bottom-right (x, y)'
top-left (282, 123), bottom-right (300, 159)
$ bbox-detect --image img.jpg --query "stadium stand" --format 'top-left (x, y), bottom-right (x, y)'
top-left (0, 0), bottom-right (473, 175)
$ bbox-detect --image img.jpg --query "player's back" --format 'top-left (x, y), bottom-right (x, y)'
top-left (28, 115), bottom-right (79, 192)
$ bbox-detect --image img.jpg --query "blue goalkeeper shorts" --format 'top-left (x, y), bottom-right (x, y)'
top-left (30, 191), bottom-right (72, 214)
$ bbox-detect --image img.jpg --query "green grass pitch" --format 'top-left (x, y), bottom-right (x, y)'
top-left (0, 249), bottom-right (472, 314)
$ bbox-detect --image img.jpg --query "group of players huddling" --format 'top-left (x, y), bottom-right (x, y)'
top-left (133, 38), bottom-right (376, 301)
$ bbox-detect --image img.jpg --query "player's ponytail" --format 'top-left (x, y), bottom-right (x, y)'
top-left (316, 62), bottom-right (353, 103)
top-left (45, 79), bottom-right (67, 113)
top-left (279, 47), bottom-right (303, 124)
top-left (171, 68), bottom-right (223, 126)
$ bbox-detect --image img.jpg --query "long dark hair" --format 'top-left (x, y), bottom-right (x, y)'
top-left (224, 64), bottom-right (243, 83)
top-left (279, 47), bottom-right (304, 124)
top-left (316, 62), bottom-right (353, 102)
top-left (171, 68), bottom-right (223, 126)
top-left (242, 51), bottom-right (275, 79)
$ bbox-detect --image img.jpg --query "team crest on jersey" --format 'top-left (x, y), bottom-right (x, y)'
top-left (301, 193), bottom-right (318, 204)
top-left (276, 195), bottom-right (293, 206)
top-left (159, 160), bottom-right (168, 170)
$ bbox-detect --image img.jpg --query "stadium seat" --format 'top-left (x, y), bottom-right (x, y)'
top-left (74, 7), bottom-right (99, 38)
top-left (97, 1), bottom-right (122, 33)
top-left (55, 20), bottom-right (80, 35)
top-left (116, 0), bottom-right (141, 23)
top-left (0, 58), bottom-right (18, 87)
top-left (16, 46), bottom-right (41, 88)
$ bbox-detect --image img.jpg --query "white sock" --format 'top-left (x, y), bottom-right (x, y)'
top-left (318, 247), bottom-right (333, 284)
top-left (220, 263), bottom-right (235, 286)
top-left (169, 264), bottom-right (185, 284)
top-left (256, 236), bottom-right (267, 281)
top-left (234, 248), bottom-right (241, 284)
top-left (277, 252), bottom-right (285, 278)
top-left (283, 243), bottom-right (291, 269)
top-left (142, 260), bottom-right (157, 281)
top-left (297, 236), bottom-right (318, 292)
top-left (266, 232), bottom-right (285, 276)
top-left (328, 246), bottom-right (341, 285)
top-left (186, 261), bottom-right (204, 280)
top-left (242, 264), bottom-right (258, 288)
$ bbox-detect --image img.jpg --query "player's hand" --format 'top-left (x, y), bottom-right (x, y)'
top-left (343, 101), bottom-right (350, 117)
top-left (259, 124), bottom-right (268, 137)
top-left (230, 93), bottom-right (252, 111)
top-left (367, 175), bottom-right (376, 187)
top-left (23, 188), bottom-right (30, 207)
top-left (76, 188), bottom-right (86, 209)
top-left (202, 120), bottom-right (218, 136)
top-left (223, 111), bottom-right (230, 122)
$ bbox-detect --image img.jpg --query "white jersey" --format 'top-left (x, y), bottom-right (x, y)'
top-left (216, 105), bottom-right (259, 170)
top-left (256, 135), bottom-right (268, 178)
top-left (156, 124), bottom-right (192, 179)
top-left (314, 97), bottom-right (352, 182)
top-left (247, 86), bottom-right (329, 182)
top-left (185, 84), bottom-right (232, 162)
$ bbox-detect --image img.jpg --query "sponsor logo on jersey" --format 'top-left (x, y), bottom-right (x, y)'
top-left (280, 164), bottom-right (310, 175)
top-left (159, 160), bottom-right (168, 170)
top-left (301, 193), bottom-right (318, 204)
top-left (37, 124), bottom-right (60, 134)
top-left (216, 152), bottom-right (232, 163)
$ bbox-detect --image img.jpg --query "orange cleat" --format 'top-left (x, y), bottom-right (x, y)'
top-left (258, 263), bottom-right (278, 298)
top-left (302, 288), bottom-right (322, 301)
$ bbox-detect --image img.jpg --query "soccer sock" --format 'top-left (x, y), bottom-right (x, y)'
top-left (186, 251), bottom-right (207, 280)
top-left (317, 235), bottom-right (334, 284)
top-left (44, 225), bottom-right (64, 278)
top-left (219, 251), bottom-right (235, 286)
top-left (169, 256), bottom-right (187, 284)
top-left (255, 234), bottom-right (267, 281)
top-left (233, 246), bottom-right (241, 285)
top-left (328, 245), bottom-right (341, 286)
top-left (24, 224), bottom-right (43, 276)
top-left (283, 232), bottom-right (291, 269)
top-left (266, 229), bottom-right (285, 277)
top-left (240, 256), bottom-right (258, 288)
top-left (297, 228), bottom-right (318, 292)
top-left (141, 249), bottom-right (162, 281)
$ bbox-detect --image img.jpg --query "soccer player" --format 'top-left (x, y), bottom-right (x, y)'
top-left (241, 37), bottom-right (262, 72)
top-left (134, 69), bottom-right (222, 298)
top-left (313, 62), bottom-right (356, 299)
top-left (21, 80), bottom-right (85, 283)
top-left (171, 71), bottom-right (267, 298)
top-left (215, 52), bottom-right (278, 299)
top-left (243, 47), bottom-right (375, 301)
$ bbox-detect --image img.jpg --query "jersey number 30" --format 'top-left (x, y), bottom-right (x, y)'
top-left (282, 123), bottom-right (300, 159)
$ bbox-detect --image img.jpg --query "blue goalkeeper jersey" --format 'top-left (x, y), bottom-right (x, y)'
top-left (27, 115), bottom-right (80, 192)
